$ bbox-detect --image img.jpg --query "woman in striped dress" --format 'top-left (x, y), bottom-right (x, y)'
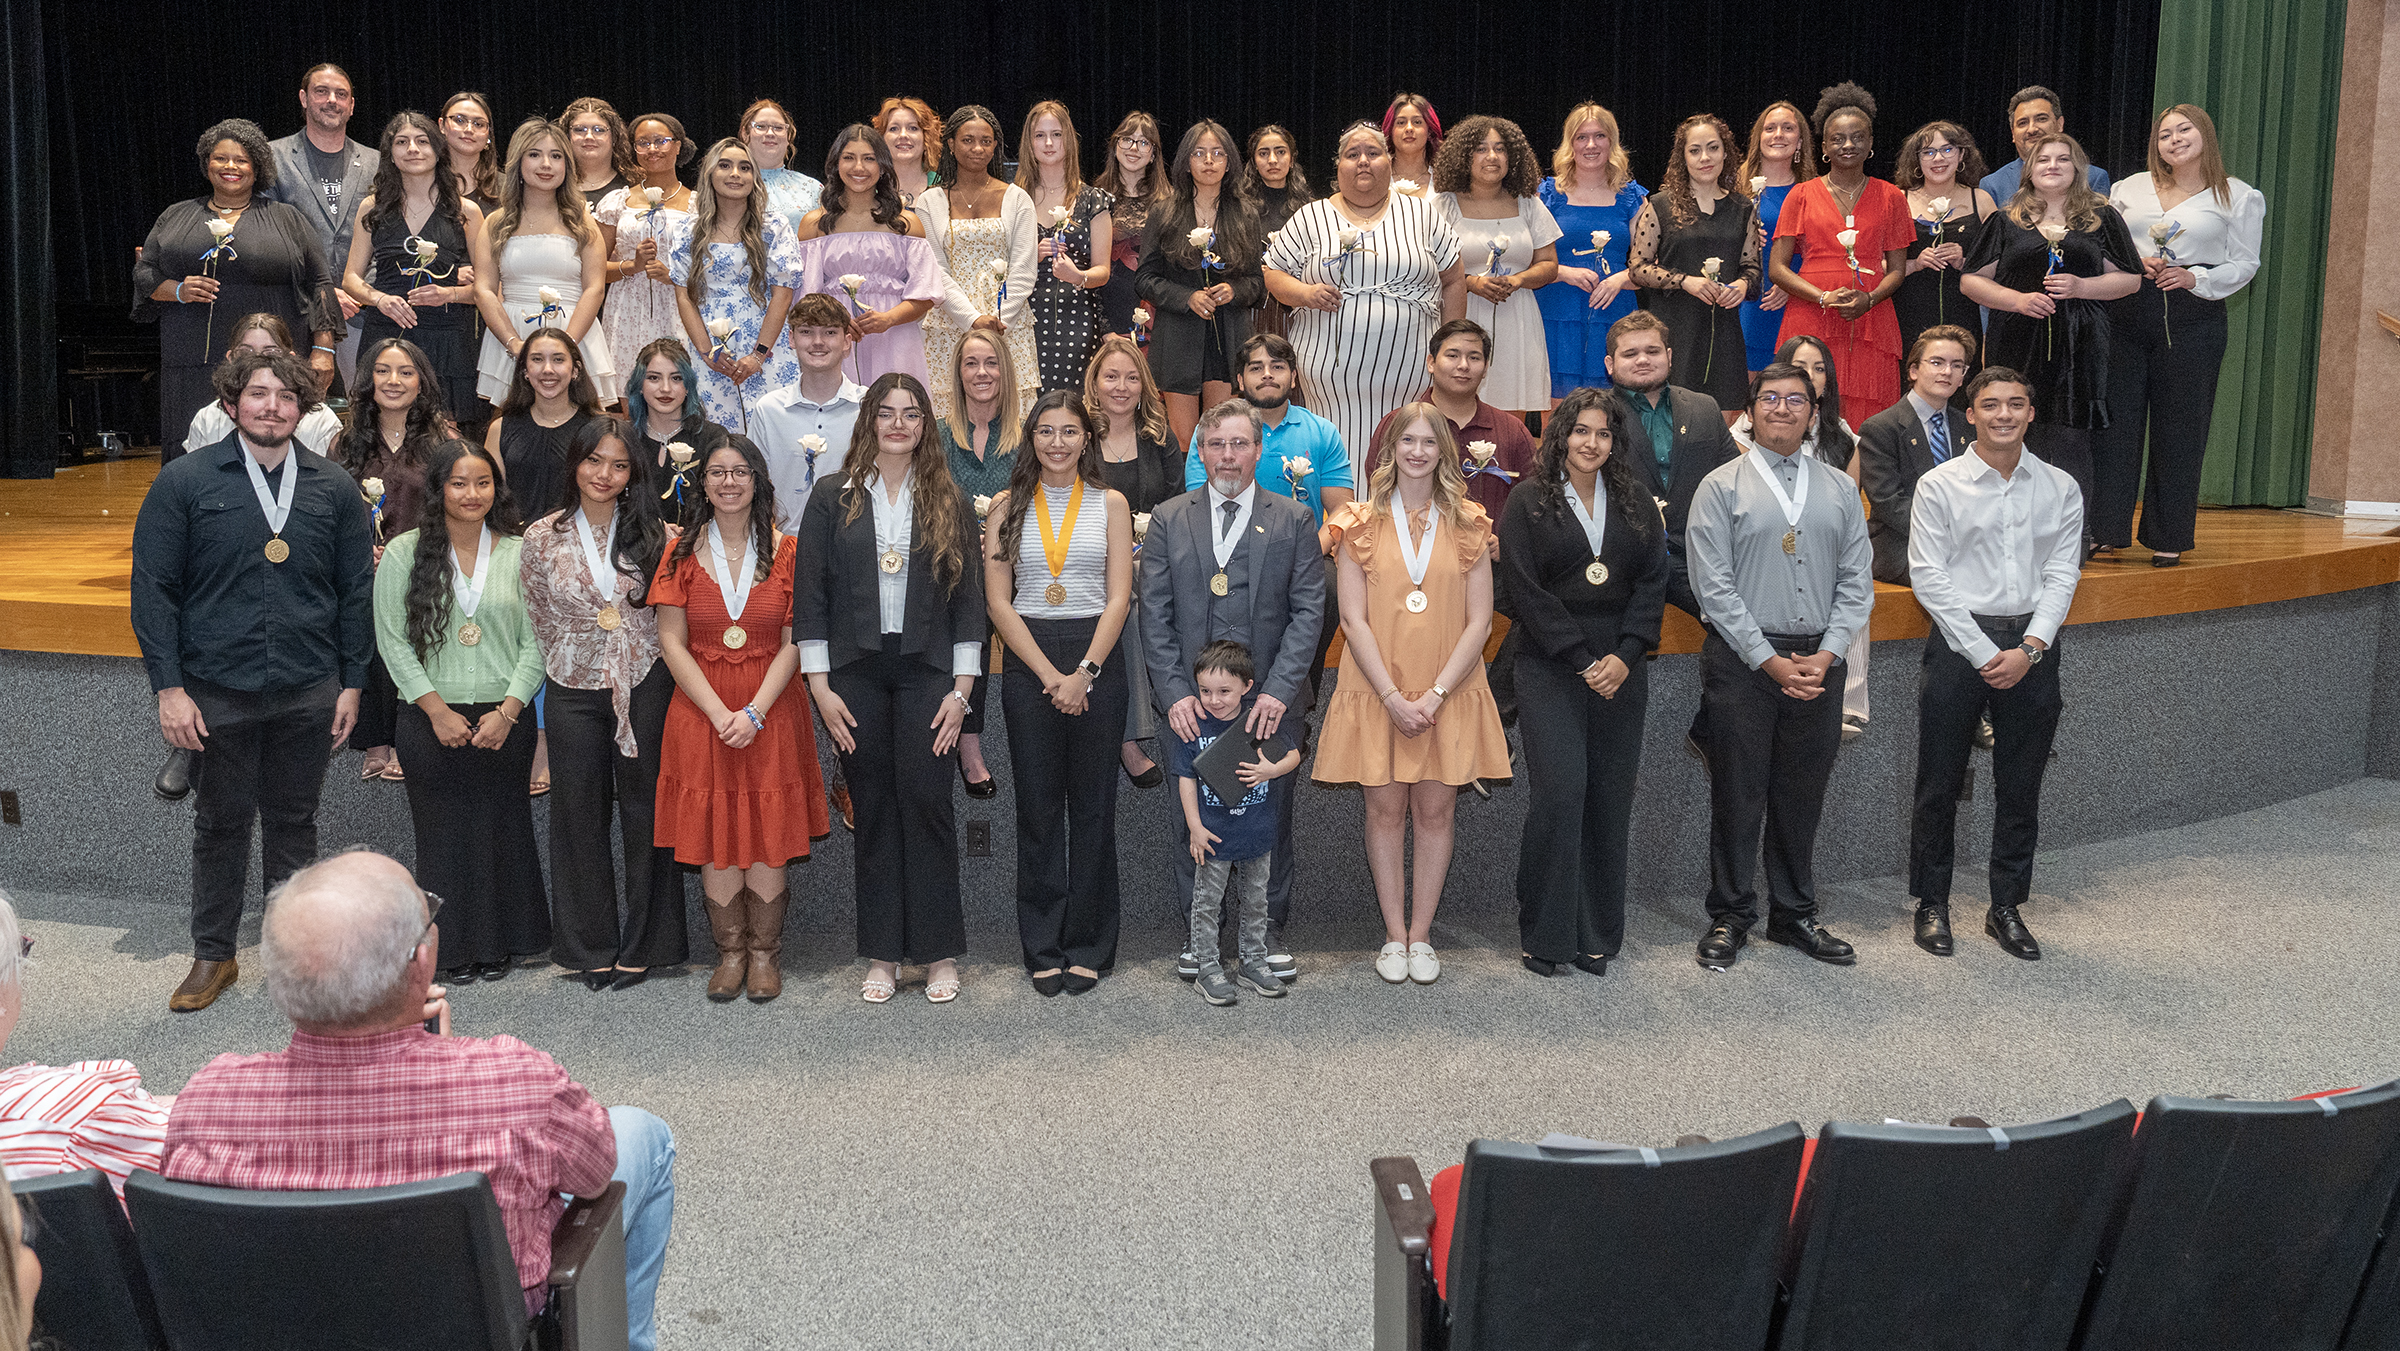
top-left (1263, 121), bottom-right (1465, 479)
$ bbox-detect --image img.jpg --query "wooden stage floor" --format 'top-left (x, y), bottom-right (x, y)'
top-left (4, 455), bottom-right (2398, 661)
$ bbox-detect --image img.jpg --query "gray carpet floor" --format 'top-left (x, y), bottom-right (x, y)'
top-left (8, 773), bottom-right (2399, 1349)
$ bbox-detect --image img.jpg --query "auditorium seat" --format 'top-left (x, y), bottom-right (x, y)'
top-left (1371, 1123), bottom-right (1807, 1351)
top-left (2075, 1079), bottom-right (2400, 1351)
top-left (14, 1166), bottom-right (168, 1350)
top-left (1771, 1100), bottom-right (2138, 1350)
top-left (2342, 1178), bottom-right (2400, 1350)
top-left (120, 1169), bottom-right (629, 1351)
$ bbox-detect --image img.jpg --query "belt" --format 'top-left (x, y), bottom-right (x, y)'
top-left (1759, 630), bottom-right (1826, 650)
top-left (1969, 612), bottom-right (2034, 629)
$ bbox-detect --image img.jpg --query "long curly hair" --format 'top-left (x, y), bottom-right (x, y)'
top-left (1430, 115), bottom-right (1541, 198)
top-left (361, 111), bottom-right (465, 236)
top-left (1892, 121), bottom-right (1991, 193)
top-left (1152, 120), bottom-right (1260, 272)
top-left (549, 414), bottom-right (667, 600)
top-left (562, 96), bottom-right (638, 185)
top-left (403, 439), bottom-right (520, 663)
top-left (194, 117), bottom-right (275, 193)
top-left (1361, 402), bottom-right (1474, 541)
top-left (992, 391), bottom-right (1107, 566)
top-left (873, 96), bottom-right (945, 176)
top-left (490, 118), bottom-right (596, 252)
top-left (1738, 100), bottom-right (1820, 193)
top-left (1535, 387), bottom-right (1653, 534)
top-left (332, 338), bottom-right (449, 482)
top-left (1658, 114), bottom-right (1749, 228)
top-left (839, 373), bottom-right (969, 594)
top-left (820, 124), bottom-right (909, 231)
top-left (2004, 133), bottom-right (2111, 232)
top-left (664, 434), bottom-right (778, 582)
top-left (1812, 81), bottom-right (1878, 136)
top-left (1083, 334), bottom-right (1170, 444)
top-left (687, 139), bottom-right (772, 307)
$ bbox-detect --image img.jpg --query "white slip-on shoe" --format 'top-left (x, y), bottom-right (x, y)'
top-left (1375, 942), bottom-right (1409, 983)
top-left (1407, 942), bottom-right (1441, 984)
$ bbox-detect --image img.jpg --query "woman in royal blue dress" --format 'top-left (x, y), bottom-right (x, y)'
top-left (1736, 100), bottom-right (1815, 376)
top-left (1534, 102), bottom-right (1645, 403)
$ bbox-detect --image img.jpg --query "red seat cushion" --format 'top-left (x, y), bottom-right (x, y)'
top-left (1429, 1164), bottom-right (1462, 1298)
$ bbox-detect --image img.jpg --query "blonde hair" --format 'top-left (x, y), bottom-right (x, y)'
top-left (1083, 334), bottom-right (1170, 444)
top-left (1362, 402), bottom-right (1474, 540)
top-left (943, 330), bottom-right (1024, 456)
top-left (2145, 103), bottom-right (2234, 208)
top-left (1737, 100), bottom-right (1820, 192)
top-left (1551, 103), bottom-right (1631, 194)
top-left (687, 138), bottom-right (773, 307)
top-left (490, 118), bottom-right (596, 253)
top-left (2005, 133), bottom-right (2110, 233)
top-left (1014, 100), bottom-right (1085, 199)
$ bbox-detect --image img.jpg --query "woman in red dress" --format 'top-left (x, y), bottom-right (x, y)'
top-left (1768, 82), bottom-right (1914, 423)
top-left (651, 432), bottom-right (829, 1003)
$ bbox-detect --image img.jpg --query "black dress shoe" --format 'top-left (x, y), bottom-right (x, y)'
top-left (1914, 903), bottom-right (1955, 956)
top-left (1125, 761), bottom-right (1165, 789)
top-left (1696, 922), bottom-right (1746, 970)
top-left (961, 761), bottom-right (998, 799)
top-left (605, 969), bottom-right (650, 991)
top-left (1030, 971), bottom-right (1065, 997)
top-left (2150, 553), bottom-right (2182, 568)
top-left (1572, 953), bottom-right (1611, 977)
top-left (1986, 904), bottom-right (2042, 960)
top-left (1061, 970), bottom-right (1099, 995)
top-left (443, 965), bottom-right (475, 984)
top-left (478, 958), bottom-right (512, 982)
top-left (155, 747), bottom-right (197, 801)
top-left (578, 970), bottom-right (613, 991)
top-left (1522, 955), bottom-right (1563, 977)
top-left (1764, 915), bottom-right (1857, 965)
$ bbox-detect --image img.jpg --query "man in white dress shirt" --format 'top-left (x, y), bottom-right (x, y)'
top-left (1905, 367), bottom-right (2083, 961)
top-left (750, 294), bottom-right (865, 532)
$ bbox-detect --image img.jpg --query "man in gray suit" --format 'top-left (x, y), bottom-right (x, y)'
top-left (266, 63), bottom-right (378, 390)
top-left (1142, 399), bottom-right (1327, 981)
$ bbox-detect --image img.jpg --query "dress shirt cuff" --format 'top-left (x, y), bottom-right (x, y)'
top-left (1611, 637), bottom-right (1650, 670)
top-left (1818, 628), bottom-right (1854, 664)
top-left (147, 657), bottom-right (184, 694)
top-left (1736, 634), bottom-right (1776, 669)
top-left (342, 660), bottom-right (371, 691)
top-left (798, 640), bottom-right (831, 674)
top-left (1960, 632), bottom-right (2002, 667)
top-left (2026, 615), bottom-right (2065, 650)
top-left (2188, 264), bottom-right (2225, 301)
top-left (952, 641), bottom-right (982, 677)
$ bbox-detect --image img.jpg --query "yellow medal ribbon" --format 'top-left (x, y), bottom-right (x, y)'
top-left (1036, 479), bottom-right (1085, 605)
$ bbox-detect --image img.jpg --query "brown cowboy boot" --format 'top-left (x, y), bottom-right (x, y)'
top-left (169, 957), bottom-right (238, 1012)
top-left (745, 888), bottom-right (788, 1002)
top-left (705, 891), bottom-right (750, 1003)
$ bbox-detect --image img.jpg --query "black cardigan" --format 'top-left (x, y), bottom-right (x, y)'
top-left (1496, 478), bottom-right (1670, 675)
top-left (791, 475), bottom-right (986, 675)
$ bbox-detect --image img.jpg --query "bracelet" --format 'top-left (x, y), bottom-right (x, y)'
top-left (742, 703), bottom-right (765, 730)
top-left (174, 281), bottom-right (185, 302)
top-left (497, 706), bottom-right (520, 724)
top-left (946, 689), bottom-right (974, 713)
top-left (1429, 684), bottom-right (1449, 701)
top-left (312, 344), bottom-right (336, 354)
top-left (1379, 686), bottom-right (1400, 701)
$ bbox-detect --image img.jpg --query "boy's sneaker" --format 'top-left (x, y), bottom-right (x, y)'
top-left (1234, 961), bottom-right (1286, 997)
top-left (1195, 969), bottom-right (1239, 1006)
top-left (1265, 924), bottom-right (1296, 980)
top-left (1176, 950), bottom-right (1200, 981)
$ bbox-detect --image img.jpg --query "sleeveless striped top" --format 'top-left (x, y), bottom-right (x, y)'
top-left (1011, 480), bottom-right (1112, 619)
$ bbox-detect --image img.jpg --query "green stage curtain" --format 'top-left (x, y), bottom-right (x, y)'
top-left (2153, 0), bottom-right (2347, 507)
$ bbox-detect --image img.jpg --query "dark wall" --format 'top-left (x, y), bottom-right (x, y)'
top-left (50, 0), bottom-right (2160, 310)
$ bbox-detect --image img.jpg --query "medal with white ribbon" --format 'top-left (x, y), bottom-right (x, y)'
top-left (1567, 477), bottom-right (1610, 586)
top-left (708, 519), bottom-right (758, 650)
top-left (1746, 447), bottom-right (1810, 556)
top-left (1393, 494), bottom-right (1438, 614)
top-left (575, 507), bottom-right (623, 632)
top-left (451, 523), bottom-right (493, 646)
top-left (874, 471), bottom-right (911, 576)
top-left (242, 444), bottom-right (299, 563)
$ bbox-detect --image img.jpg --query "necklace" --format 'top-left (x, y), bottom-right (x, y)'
top-left (1827, 178), bottom-right (1866, 215)
top-left (208, 198), bottom-right (249, 215)
top-left (951, 179), bottom-right (998, 218)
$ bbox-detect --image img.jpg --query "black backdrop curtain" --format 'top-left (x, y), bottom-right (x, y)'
top-left (4, 0), bottom-right (52, 477)
top-left (48, 0), bottom-right (2158, 312)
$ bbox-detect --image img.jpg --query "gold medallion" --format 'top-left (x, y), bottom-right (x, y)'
top-left (1044, 581), bottom-right (1068, 607)
top-left (1404, 589), bottom-right (1429, 614)
top-left (457, 621), bottom-right (482, 647)
top-left (722, 623), bottom-right (749, 650)
top-left (263, 537), bottom-right (290, 564)
top-left (596, 604), bottom-right (623, 632)
top-left (1781, 529), bottom-right (1798, 555)
top-left (1209, 571), bottom-right (1230, 597)
top-left (1585, 559), bottom-right (1610, 586)
top-left (879, 548), bottom-right (905, 575)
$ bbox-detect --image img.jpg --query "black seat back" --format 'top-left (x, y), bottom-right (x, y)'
top-left (1774, 1100), bottom-right (2137, 1351)
top-left (2077, 1080), bottom-right (2400, 1351)
top-left (2342, 1179), bottom-right (2400, 1350)
top-left (122, 1168), bottom-right (531, 1351)
top-left (1444, 1122), bottom-right (1807, 1351)
top-left (14, 1168), bottom-right (167, 1350)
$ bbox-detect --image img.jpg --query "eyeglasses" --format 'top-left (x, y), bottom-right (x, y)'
top-left (568, 124), bottom-right (612, 139)
top-left (875, 408), bottom-right (926, 424)
top-left (750, 122), bottom-right (790, 136)
top-left (705, 467), bottom-right (753, 483)
top-left (635, 137), bottom-right (679, 151)
top-left (446, 114), bottom-right (490, 132)
top-left (1201, 437), bottom-right (1258, 452)
top-left (1920, 145), bottom-right (1961, 159)
top-left (1756, 392), bottom-right (1814, 410)
top-left (1119, 137), bottom-right (1152, 150)
top-left (407, 891), bottom-right (444, 964)
top-left (1191, 148), bottom-right (1228, 163)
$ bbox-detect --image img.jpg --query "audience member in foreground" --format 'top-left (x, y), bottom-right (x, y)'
top-left (1685, 364), bottom-right (1873, 970)
top-left (0, 1172), bottom-right (36, 1351)
top-left (1905, 369), bottom-right (2082, 960)
top-left (1175, 641), bottom-right (1304, 1006)
top-left (162, 851), bottom-right (674, 1349)
top-left (0, 893), bottom-right (171, 1195)
top-left (131, 348), bottom-right (374, 1012)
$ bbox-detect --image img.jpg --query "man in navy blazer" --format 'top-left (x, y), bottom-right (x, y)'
top-left (1603, 312), bottom-right (1739, 621)
top-left (1858, 326), bottom-right (1977, 585)
top-left (265, 63), bottom-right (379, 388)
top-left (1141, 399), bottom-right (1326, 979)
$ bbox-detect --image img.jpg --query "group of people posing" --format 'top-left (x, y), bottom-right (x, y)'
top-left (127, 67), bottom-right (2264, 1012)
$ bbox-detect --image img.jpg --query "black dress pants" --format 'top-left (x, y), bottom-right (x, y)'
top-left (185, 678), bottom-right (340, 961)
top-left (832, 650), bottom-right (967, 964)
top-left (354, 651), bottom-right (401, 751)
top-left (2093, 284), bottom-right (2228, 554)
top-left (395, 700), bottom-right (549, 969)
top-left (1909, 617), bottom-right (2064, 909)
top-left (1001, 617), bottom-right (1129, 973)
top-left (1515, 651), bottom-right (1646, 960)
top-left (1700, 631), bottom-right (1843, 927)
top-left (545, 662), bottom-right (687, 971)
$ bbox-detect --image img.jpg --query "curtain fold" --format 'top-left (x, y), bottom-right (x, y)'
top-left (3, 0), bottom-right (54, 478)
top-left (2153, 0), bottom-right (2346, 507)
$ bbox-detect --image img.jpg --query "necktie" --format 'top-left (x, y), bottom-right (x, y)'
top-left (1220, 499), bottom-right (1239, 538)
top-left (1927, 411), bottom-right (1950, 464)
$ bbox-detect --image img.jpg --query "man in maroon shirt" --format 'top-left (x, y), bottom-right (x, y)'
top-left (162, 850), bottom-right (676, 1351)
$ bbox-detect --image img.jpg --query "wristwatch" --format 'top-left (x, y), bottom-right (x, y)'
top-left (1075, 658), bottom-right (1103, 680)
top-left (2018, 642), bottom-right (2044, 664)
top-left (1429, 683), bottom-right (1450, 701)
top-left (751, 342), bottom-right (772, 356)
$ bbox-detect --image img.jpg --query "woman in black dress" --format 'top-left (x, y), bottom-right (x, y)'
top-left (1017, 100), bottom-right (1114, 393)
top-left (344, 111), bottom-right (485, 428)
top-left (1246, 124), bottom-right (1315, 341)
top-left (1961, 133), bottom-right (2140, 541)
top-left (133, 116), bottom-right (340, 461)
top-left (1628, 114), bottom-right (1759, 411)
top-left (485, 328), bottom-right (605, 523)
top-left (1083, 332), bottom-right (1180, 786)
top-left (1497, 387), bottom-right (1667, 977)
top-left (1890, 120), bottom-right (1997, 390)
top-left (1138, 119), bottom-right (1264, 450)
top-left (1093, 112), bottom-right (1169, 338)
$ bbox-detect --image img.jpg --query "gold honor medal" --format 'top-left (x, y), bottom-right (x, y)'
top-left (879, 548), bottom-right (905, 575)
top-left (1404, 589), bottom-right (1429, 614)
top-left (1209, 571), bottom-right (1230, 597)
top-left (263, 537), bottom-right (290, 564)
top-left (722, 623), bottom-right (749, 650)
top-left (457, 621), bottom-right (483, 647)
top-left (1035, 479), bottom-right (1086, 611)
top-left (596, 604), bottom-right (623, 632)
top-left (1585, 559), bottom-right (1610, 586)
top-left (1782, 530), bottom-right (1799, 555)
top-left (1044, 582), bottom-right (1068, 607)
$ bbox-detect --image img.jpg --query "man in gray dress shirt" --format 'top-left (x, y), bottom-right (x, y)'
top-left (266, 63), bottom-right (378, 390)
top-left (1685, 364), bottom-right (1875, 970)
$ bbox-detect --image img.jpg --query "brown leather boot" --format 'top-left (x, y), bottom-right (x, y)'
top-left (705, 892), bottom-right (749, 1003)
top-left (745, 888), bottom-right (788, 1002)
top-left (169, 957), bottom-right (238, 1011)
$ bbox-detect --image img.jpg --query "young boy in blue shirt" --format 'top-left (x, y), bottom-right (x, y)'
top-left (1168, 640), bottom-right (1304, 1005)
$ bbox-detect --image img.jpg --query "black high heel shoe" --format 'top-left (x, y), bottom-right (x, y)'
top-left (605, 968), bottom-right (650, 992)
top-left (1030, 970), bottom-right (1065, 997)
top-left (1572, 954), bottom-right (1611, 977)
top-left (1522, 955), bottom-right (1564, 977)
top-left (1061, 968), bottom-right (1099, 995)
top-left (577, 970), bottom-right (612, 991)
top-left (960, 760), bottom-right (998, 799)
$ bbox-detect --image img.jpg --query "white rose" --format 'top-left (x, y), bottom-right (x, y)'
top-left (1835, 229), bottom-right (1859, 251)
top-left (537, 286), bottom-right (562, 306)
top-left (205, 218), bottom-right (234, 240)
top-left (1338, 228), bottom-right (1363, 251)
top-left (1590, 230), bottom-right (1610, 251)
top-left (642, 186), bottom-right (663, 208)
top-left (838, 273), bottom-right (866, 292)
top-left (360, 477), bottom-right (384, 500)
top-left (1928, 196), bottom-right (1953, 219)
top-left (989, 259), bottom-right (1009, 278)
top-left (665, 441), bottom-right (696, 466)
top-left (412, 237), bottom-right (439, 263)
top-left (1283, 455), bottom-right (1311, 480)
top-left (799, 434), bottom-right (827, 455)
top-left (1702, 257), bottom-right (1723, 281)
top-left (1466, 440), bottom-right (1496, 465)
top-left (706, 316), bottom-right (735, 339)
top-left (2147, 219), bottom-right (2174, 244)
top-left (1132, 511), bottom-right (1151, 541)
top-left (1390, 178), bottom-right (1419, 192)
top-left (1187, 226), bottom-right (1213, 249)
top-left (1749, 176), bottom-right (1766, 196)
top-left (1050, 206), bottom-right (1073, 226)
top-left (972, 494), bottom-right (993, 518)
top-left (1133, 305), bottom-right (1152, 325)
top-left (2038, 222), bottom-right (2069, 245)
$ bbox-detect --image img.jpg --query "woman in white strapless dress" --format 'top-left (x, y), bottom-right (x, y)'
top-left (470, 118), bottom-right (617, 404)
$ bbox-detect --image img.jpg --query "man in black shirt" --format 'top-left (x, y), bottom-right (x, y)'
top-left (131, 349), bottom-right (376, 1011)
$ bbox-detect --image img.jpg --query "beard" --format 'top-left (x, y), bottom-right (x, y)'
top-left (237, 420), bottom-right (296, 452)
top-left (1243, 387), bottom-right (1290, 411)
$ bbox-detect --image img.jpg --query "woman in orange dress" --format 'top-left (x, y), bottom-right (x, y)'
top-left (1313, 402), bottom-right (1511, 987)
top-left (1768, 82), bottom-right (1914, 423)
top-left (650, 432), bottom-right (828, 1003)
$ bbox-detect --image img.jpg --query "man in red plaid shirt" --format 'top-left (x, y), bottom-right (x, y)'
top-left (161, 850), bottom-right (676, 1351)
